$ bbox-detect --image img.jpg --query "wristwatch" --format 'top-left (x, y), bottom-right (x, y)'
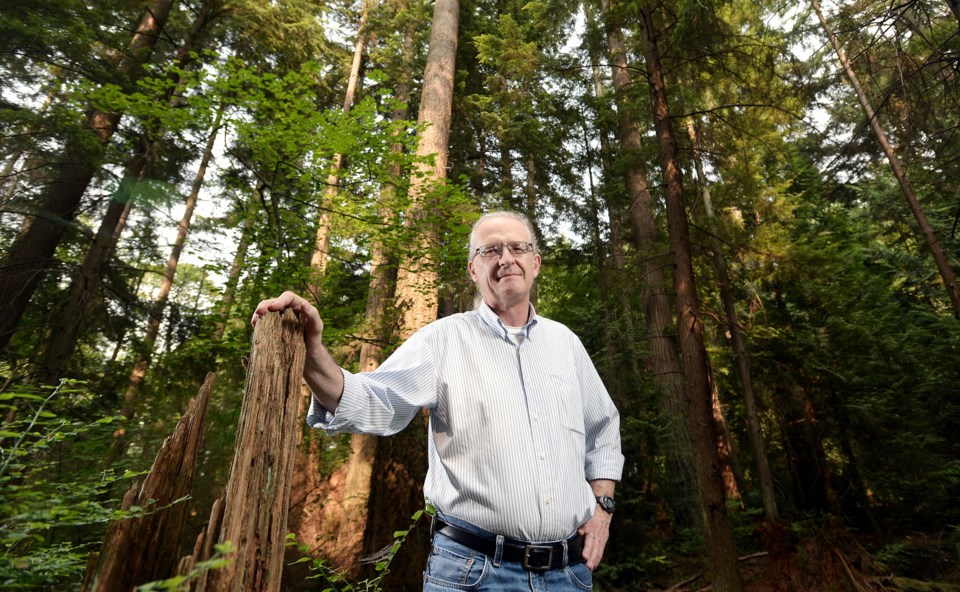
top-left (595, 495), bottom-right (616, 514)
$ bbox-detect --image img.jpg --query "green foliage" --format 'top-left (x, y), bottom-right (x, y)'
top-left (285, 505), bottom-right (433, 592)
top-left (875, 536), bottom-right (959, 580)
top-left (0, 382), bottom-right (132, 589)
top-left (136, 541), bottom-right (235, 592)
top-left (3, 0), bottom-right (960, 589)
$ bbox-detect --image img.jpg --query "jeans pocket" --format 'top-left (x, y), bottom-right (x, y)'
top-left (423, 536), bottom-right (488, 590)
top-left (564, 561), bottom-right (593, 591)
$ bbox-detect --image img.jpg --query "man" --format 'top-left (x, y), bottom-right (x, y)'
top-left (252, 211), bottom-right (623, 591)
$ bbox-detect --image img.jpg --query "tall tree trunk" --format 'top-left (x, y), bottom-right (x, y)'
top-left (812, 0), bottom-right (960, 319)
top-left (291, 2), bottom-right (383, 575)
top-left (38, 157), bottom-right (145, 385)
top-left (584, 17), bottom-right (641, 393)
top-left (38, 5), bottom-right (217, 384)
top-left (287, 3), bottom-right (375, 575)
top-left (523, 154), bottom-right (540, 306)
top-left (392, 0), bottom-right (458, 336)
top-left (0, 0), bottom-right (176, 354)
top-left (500, 144), bottom-right (514, 207)
top-left (711, 374), bottom-right (742, 502)
top-left (331, 34), bottom-right (412, 574)
top-left (213, 214), bottom-right (252, 341)
top-left (581, 120), bottom-right (619, 395)
top-left (308, 0), bottom-right (370, 297)
top-left (121, 113), bottom-right (222, 420)
top-left (947, 0), bottom-right (960, 34)
top-left (367, 2), bottom-right (459, 588)
top-left (638, 5), bottom-right (744, 590)
top-left (686, 118), bottom-right (779, 522)
top-left (599, 0), bottom-right (699, 528)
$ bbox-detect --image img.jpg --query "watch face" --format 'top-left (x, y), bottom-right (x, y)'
top-left (597, 496), bottom-right (615, 513)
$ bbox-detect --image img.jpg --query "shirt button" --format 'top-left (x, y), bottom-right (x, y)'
top-left (533, 415), bottom-right (539, 421)
top-left (545, 497), bottom-right (552, 504)
top-left (539, 452), bottom-right (546, 460)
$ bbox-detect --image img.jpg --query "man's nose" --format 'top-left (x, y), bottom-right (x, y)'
top-left (497, 247), bottom-right (517, 264)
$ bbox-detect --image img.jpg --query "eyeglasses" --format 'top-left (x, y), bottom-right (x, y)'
top-left (472, 241), bottom-right (535, 259)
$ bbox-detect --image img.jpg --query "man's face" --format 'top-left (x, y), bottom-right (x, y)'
top-left (468, 217), bottom-right (541, 312)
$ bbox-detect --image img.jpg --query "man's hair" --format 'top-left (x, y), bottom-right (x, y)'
top-left (467, 211), bottom-right (539, 258)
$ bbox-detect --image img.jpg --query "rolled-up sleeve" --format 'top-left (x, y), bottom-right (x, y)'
top-left (575, 338), bottom-right (624, 482)
top-left (307, 327), bottom-right (440, 436)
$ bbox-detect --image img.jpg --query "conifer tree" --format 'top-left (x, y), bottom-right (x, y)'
top-left (0, 0), bottom-right (177, 354)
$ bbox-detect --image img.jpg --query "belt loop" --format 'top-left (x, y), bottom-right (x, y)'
top-left (493, 534), bottom-right (504, 567)
top-left (561, 538), bottom-right (569, 568)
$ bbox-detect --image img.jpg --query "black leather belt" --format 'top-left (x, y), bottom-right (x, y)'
top-left (433, 519), bottom-right (586, 571)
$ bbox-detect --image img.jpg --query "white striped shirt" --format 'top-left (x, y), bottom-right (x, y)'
top-left (308, 301), bottom-right (624, 542)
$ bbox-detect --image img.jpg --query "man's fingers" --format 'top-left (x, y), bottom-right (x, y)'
top-left (582, 531), bottom-right (606, 570)
top-left (578, 521), bottom-right (609, 571)
top-left (251, 291), bottom-right (308, 325)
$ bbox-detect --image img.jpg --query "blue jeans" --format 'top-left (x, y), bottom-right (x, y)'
top-left (422, 531), bottom-right (593, 591)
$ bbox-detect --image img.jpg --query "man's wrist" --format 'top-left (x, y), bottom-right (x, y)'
top-left (595, 495), bottom-right (615, 514)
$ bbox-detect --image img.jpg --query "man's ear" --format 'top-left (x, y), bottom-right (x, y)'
top-left (532, 253), bottom-right (541, 278)
top-left (468, 259), bottom-right (478, 282)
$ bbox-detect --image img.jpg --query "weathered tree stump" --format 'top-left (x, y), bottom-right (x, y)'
top-left (178, 492), bottom-right (225, 591)
top-left (204, 309), bottom-right (306, 592)
top-left (81, 372), bottom-right (216, 592)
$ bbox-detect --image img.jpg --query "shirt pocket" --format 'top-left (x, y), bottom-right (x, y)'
top-left (550, 373), bottom-right (585, 435)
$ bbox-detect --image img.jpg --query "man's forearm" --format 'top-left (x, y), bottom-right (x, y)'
top-left (303, 343), bottom-right (345, 411)
top-left (590, 478), bottom-right (616, 499)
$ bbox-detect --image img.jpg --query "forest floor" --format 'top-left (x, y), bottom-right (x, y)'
top-left (659, 524), bottom-right (960, 592)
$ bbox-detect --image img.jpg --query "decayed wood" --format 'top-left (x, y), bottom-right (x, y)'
top-left (177, 493), bottom-right (225, 591)
top-left (205, 309), bottom-right (306, 592)
top-left (81, 372), bottom-right (216, 592)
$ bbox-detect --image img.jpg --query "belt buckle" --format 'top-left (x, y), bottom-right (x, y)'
top-left (522, 544), bottom-right (554, 571)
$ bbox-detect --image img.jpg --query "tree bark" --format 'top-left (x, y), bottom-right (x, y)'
top-left (308, 0), bottom-right (370, 296)
top-left (81, 372), bottom-right (216, 592)
top-left (711, 375), bottom-right (742, 502)
top-left (0, 0), bottom-right (176, 354)
top-left (393, 0), bottom-right (459, 337)
top-left (599, 0), bottom-right (699, 528)
top-left (947, 0), bottom-right (960, 34)
top-left (638, 4), bottom-right (744, 590)
top-left (214, 213), bottom-right (252, 341)
top-left (205, 309), bottom-right (306, 592)
top-left (120, 111), bottom-right (223, 420)
top-left (583, 13), bottom-right (642, 398)
top-left (360, 3), bottom-right (460, 588)
top-left (581, 117), bottom-right (619, 394)
top-left (38, 5), bottom-right (219, 384)
top-left (37, 157), bottom-right (145, 385)
top-left (285, 4), bottom-right (378, 576)
top-left (812, 0), bottom-right (960, 319)
top-left (686, 118), bottom-right (779, 522)
top-left (331, 34), bottom-right (412, 573)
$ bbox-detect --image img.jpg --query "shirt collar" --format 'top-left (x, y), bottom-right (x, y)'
top-left (476, 300), bottom-right (539, 341)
